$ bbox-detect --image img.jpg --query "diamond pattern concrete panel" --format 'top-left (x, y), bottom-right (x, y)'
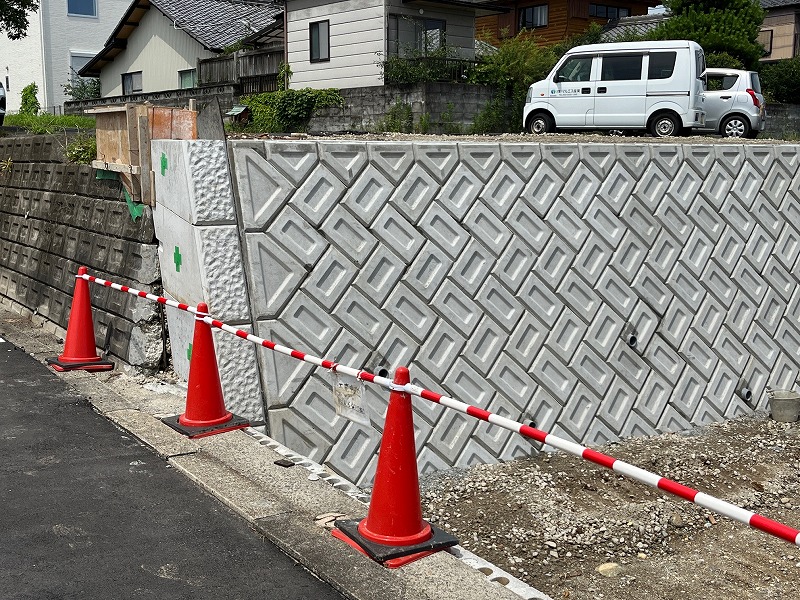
top-left (367, 143), bottom-right (414, 184)
top-left (341, 164), bottom-right (393, 226)
top-left (233, 146), bottom-right (294, 230)
top-left (436, 163), bottom-right (482, 220)
top-left (301, 246), bottom-right (357, 312)
top-left (463, 315), bottom-right (506, 375)
top-left (402, 242), bottom-right (451, 302)
top-left (321, 205), bottom-right (377, 268)
top-left (319, 142), bottom-right (368, 185)
top-left (450, 238), bottom-right (492, 297)
top-left (290, 164), bottom-right (346, 227)
top-left (266, 205), bottom-right (327, 267)
top-left (266, 141), bottom-right (319, 186)
top-left (574, 233), bottom-right (612, 287)
top-left (418, 201), bottom-right (470, 260)
top-left (521, 161), bottom-right (564, 217)
top-left (246, 232), bottom-right (305, 320)
top-left (464, 200), bottom-right (512, 257)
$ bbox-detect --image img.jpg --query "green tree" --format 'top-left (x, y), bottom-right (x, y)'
top-left (63, 68), bottom-right (101, 101)
top-left (20, 82), bottom-right (40, 115)
top-left (651, 0), bottom-right (765, 69)
top-left (0, 0), bottom-right (39, 39)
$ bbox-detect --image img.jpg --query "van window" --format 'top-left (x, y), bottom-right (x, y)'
top-left (556, 56), bottom-right (593, 82)
top-left (695, 49), bottom-right (706, 80)
top-left (648, 52), bottom-right (676, 79)
top-left (600, 55), bottom-right (643, 81)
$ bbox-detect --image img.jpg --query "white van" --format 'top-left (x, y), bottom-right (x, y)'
top-left (523, 40), bottom-right (706, 137)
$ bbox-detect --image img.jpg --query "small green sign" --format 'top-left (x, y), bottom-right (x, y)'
top-left (173, 246), bottom-right (182, 272)
top-left (187, 343), bottom-right (193, 362)
top-left (160, 152), bottom-right (168, 176)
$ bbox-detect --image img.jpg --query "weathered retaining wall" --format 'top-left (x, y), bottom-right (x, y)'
top-left (764, 103), bottom-right (800, 139)
top-left (0, 134), bottom-right (162, 368)
top-left (153, 138), bottom-right (800, 487)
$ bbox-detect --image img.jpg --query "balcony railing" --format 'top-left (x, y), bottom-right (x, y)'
top-left (198, 48), bottom-right (283, 94)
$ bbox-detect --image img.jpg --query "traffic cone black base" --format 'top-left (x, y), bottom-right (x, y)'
top-left (46, 357), bottom-right (114, 372)
top-left (333, 519), bottom-right (458, 568)
top-left (161, 413), bottom-right (249, 439)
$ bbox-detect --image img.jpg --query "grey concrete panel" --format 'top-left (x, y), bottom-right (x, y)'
top-left (480, 163), bottom-right (525, 220)
top-left (245, 232), bottom-right (305, 320)
top-left (232, 145), bottom-right (294, 230)
top-left (417, 201), bottom-right (470, 260)
top-left (321, 205), bottom-right (378, 268)
top-left (267, 141), bottom-right (319, 186)
top-left (290, 164), bottom-right (347, 227)
top-left (520, 160), bottom-right (565, 218)
top-left (402, 242), bottom-right (452, 303)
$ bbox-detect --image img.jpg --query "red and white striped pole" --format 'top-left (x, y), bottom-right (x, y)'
top-left (79, 270), bottom-right (800, 547)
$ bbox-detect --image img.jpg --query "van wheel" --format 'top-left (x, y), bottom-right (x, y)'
top-left (527, 113), bottom-right (554, 135)
top-left (720, 115), bottom-right (751, 138)
top-left (648, 113), bottom-right (680, 137)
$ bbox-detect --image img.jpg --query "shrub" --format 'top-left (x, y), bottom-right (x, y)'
top-left (238, 88), bottom-right (343, 133)
top-left (705, 52), bottom-right (746, 70)
top-left (3, 113), bottom-right (96, 134)
top-left (760, 58), bottom-right (800, 104)
top-left (65, 134), bottom-right (97, 164)
top-left (20, 82), bottom-right (40, 115)
top-left (381, 101), bottom-right (413, 133)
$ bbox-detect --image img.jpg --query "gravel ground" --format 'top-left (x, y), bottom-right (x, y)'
top-left (420, 414), bottom-right (800, 600)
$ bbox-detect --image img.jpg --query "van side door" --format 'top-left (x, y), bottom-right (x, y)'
top-left (593, 53), bottom-right (646, 127)
top-left (549, 55), bottom-right (595, 127)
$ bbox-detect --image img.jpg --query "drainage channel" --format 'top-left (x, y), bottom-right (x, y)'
top-left (243, 427), bottom-right (553, 600)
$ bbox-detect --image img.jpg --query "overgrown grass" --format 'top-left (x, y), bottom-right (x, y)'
top-left (4, 113), bottom-right (96, 134)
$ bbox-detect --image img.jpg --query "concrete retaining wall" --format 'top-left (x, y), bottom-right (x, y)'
top-left (153, 138), bottom-right (800, 487)
top-left (0, 134), bottom-right (162, 368)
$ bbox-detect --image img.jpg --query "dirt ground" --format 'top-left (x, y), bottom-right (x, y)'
top-left (421, 415), bottom-right (800, 600)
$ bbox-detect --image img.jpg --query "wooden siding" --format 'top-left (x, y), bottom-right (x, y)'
top-left (287, 0), bottom-right (385, 89)
top-left (476, 0), bottom-right (657, 47)
top-left (100, 7), bottom-right (214, 96)
top-left (761, 7), bottom-right (799, 61)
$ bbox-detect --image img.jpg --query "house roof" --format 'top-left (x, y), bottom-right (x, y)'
top-left (600, 13), bottom-right (668, 41)
top-left (402, 0), bottom-right (509, 17)
top-left (80, 0), bottom-right (281, 77)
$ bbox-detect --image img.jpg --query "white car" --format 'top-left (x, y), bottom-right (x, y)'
top-left (696, 68), bottom-right (766, 138)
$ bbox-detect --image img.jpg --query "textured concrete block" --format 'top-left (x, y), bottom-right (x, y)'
top-left (402, 242), bottom-right (451, 302)
top-left (667, 162), bottom-right (703, 211)
top-left (414, 142), bottom-right (458, 184)
top-left (267, 205), bottom-right (327, 268)
top-left (561, 166), bottom-right (602, 217)
top-left (519, 272), bottom-right (565, 327)
top-left (693, 294), bottom-right (725, 345)
top-left (290, 164), bottom-right (346, 227)
top-left (418, 202), bottom-right (470, 260)
top-left (475, 276), bottom-right (523, 333)
top-left (353, 243), bottom-right (404, 307)
top-left (436, 163), bottom-right (482, 220)
top-left (318, 142), bottom-right (368, 185)
top-left (668, 262), bottom-right (705, 312)
top-left (151, 140), bottom-right (192, 222)
top-left (431, 280), bottom-right (481, 336)
top-left (196, 225), bottom-right (250, 321)
top-left (464, 200), bottom-right (512, 257)
top-left (232, 145), bottom-right (294, 230)
top-left (281, 291), bottom-right (338, 354)
top-left (335, 287), bottom-right (392, 347)
top-left (383, 283), bottom-right (437, 344)
top-left (725, 292), bottom-right (757, 341)
top-left (388, 164), bottom-right (437, 225)
top-left (340, 164), bottom-right (392, 227)
top-left (762, 256), bottom-right (795, 302)
top-left (648, 230), bottom-right (681, 281)
top-left (573, 233), bottom-right (611, 287)
top-left (505, 199), bottom-right (551, 254)
top-left (501, 143), bottom-right (541, 179)
top-left (459, 143), bottom-right (501, 182)
top-left (256, 319), bottom-right (315, 408)
top-left (560, 383), bottom-right (600, 442)
top-left (700, 260), bottom-right (736, 308)
top-left (530, 347), bottom-right (578, 401)
top-left (246, 232), bottom-right (305, 320)
top-left (699, 165), bottom-right (733, 212)
top-left (185, 141), bottom-right (237, 224)
top-left (321, 205), bottom-right (377, 268)
top-left (546, 306), bottom-right (586, 364)
top-left (481, 163), bottom-right (525, 220)
top-left (571, 343), bottom-right (613, 397)
top-left (417, 318), bottom-right (466, 378)
top-left (266, 141), bottom-right (319, 186)
top-left (463, 315), bottom-right (505, 376)
top-left (597, 163), bottom-right (637, 213)
top-left (557, 271), bottom-right (602, 323)
top-left (366, 143), bottom-right (414, 185)
top-left (449, 239), bottom-right (491, 297)
top-left (301, 246), bottom-right (357, 312)
top-left (751, 193), bottom-right (783, 241)
top-left (756, 287), bottom-right (787, 337)
top-left (632, 264), bottom-right (673, 315)
top-left (372, 204), bottom-right (424, 263)
top-left (520, 161), bottom-right (564, 217)
top-left (213, 322), bottom-right (265, 421)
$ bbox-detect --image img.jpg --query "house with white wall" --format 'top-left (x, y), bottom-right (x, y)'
top-left (81, 0), bottom-right (282, 96)
top-left (0, 0), bottom-right (129, 113)
top-left (82, 0), bottom-right (502, 97)
top-left (284, 0), bottom-right (500, 89)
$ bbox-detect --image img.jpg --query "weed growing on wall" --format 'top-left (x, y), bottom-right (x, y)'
top-left (65, 134), bottom-right (97, 164)
top-left (416, 112), bottom-right (431, 134)
top-left (20, 82), bottom-right (41, 116)
top-left (438, 103), bottom-right (461, 135)
top-left (3, 113), bottom-right (96, 133)
top-left (470, 97), bottom-right (508, 134)
top-left (238, 88), bottom-right (343, 133)
top-left (381, 101), bottom-right (413, 133)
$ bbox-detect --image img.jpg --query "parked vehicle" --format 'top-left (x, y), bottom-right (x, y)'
top-left (523, 40), bottom-right (706, 137)
top-left (695, 68), bottom-right (765, 138)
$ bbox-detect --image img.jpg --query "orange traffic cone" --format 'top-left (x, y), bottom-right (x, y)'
top-left (161, 303), bottom-right (249, 438)
top-left (332, 366), bottom-right (457, 568)
top-left (46, 266), bottom-right (114, 372)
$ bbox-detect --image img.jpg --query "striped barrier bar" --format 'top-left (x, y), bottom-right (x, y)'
top-left (79, 270), bottom-right (800, 547)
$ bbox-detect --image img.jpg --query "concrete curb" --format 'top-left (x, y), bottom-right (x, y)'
top-left (0, 306), bottom-right (546, 600)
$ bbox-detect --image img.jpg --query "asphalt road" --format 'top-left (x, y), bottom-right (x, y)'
top-left (0, 337), bottom-right (344, 600)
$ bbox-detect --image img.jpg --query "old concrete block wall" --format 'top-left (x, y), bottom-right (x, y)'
top-left (226, 140), bottom-right (800, 487)
top-left (0, 135), bottom-right (162, 367)
top-left (308, 83), bottom-right (497, 133)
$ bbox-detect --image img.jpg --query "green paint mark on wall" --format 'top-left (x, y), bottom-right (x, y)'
top-left (187, 343), bottom-right (193, 362)
top-left (160, 152), bottom-right (168, 176)
top-left (173, 246), bottom-right (182, 272)
top-left (123, 187), bottom-right (144, 222)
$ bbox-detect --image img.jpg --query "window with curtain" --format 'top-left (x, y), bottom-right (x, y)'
top-left (310, 20), bottom-right (330, 62)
